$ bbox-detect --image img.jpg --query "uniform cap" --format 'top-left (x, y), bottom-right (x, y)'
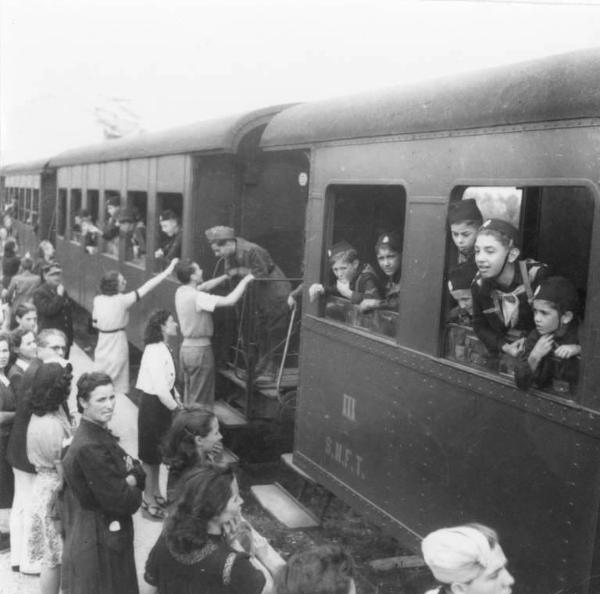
top-left (448, 261), bottom-right (478, 292)
top-left (327, 240), bottom-right (356, 261)
top-left (533, 276), bottom-right (579, 313)
top-left (448, 199), bottom-right (483, 226)
top-left (421, 526), bottom-right (497, 584)
top-left (205, 226), bottom-right (235, 242)
top-left (106, 195), bottom-right (121, 207)
top-left (479, 218), bottom-right (519, 245)
top-left (375, 231), bottom-right (402, 253)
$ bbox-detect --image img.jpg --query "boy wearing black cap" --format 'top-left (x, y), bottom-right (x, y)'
top-left (472, 218), bottom-right (550, 361)
top-left (308, 241), bottom-right (381, 308)
top-left (447, 260), bottom-right (478, 326)
top-left (447, 198), bottom-right (483, 265)
top-left (514, 276), bottom-right (580, 394)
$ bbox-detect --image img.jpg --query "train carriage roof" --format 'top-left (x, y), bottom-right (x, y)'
top-left (0, 159), bottom-right (50, 176)
top-left (48, 104), bottom-right (293, 167)
top-left (261, 48), bottom-right (600, 149)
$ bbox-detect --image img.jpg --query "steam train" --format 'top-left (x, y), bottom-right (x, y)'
top-left (2, 48), bottom-right (600, 593)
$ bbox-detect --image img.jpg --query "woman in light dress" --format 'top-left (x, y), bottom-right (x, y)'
top-left (92, 258), bottom-right (178, 394)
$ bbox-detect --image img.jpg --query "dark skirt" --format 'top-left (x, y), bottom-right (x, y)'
top-left (0, 433), bottom-right (14, 507)
top-left (138, 392), bottom-right (171, 465)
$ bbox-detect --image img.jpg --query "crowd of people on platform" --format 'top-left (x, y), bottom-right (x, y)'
top-left (0, 203), bottom-right (521, 594)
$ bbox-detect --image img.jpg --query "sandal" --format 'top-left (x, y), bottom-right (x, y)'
top-left (142, 504), bottom-right (165, 521)
top-left (141, 498), bottom-right (150, 512)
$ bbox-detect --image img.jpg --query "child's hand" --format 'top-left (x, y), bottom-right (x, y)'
top-left (336, 280), bottom-right (352, 299)
top-left (531, 335), bottom-right (555, 359)
top-left (554, 344), bottom-right (581, 359)
top-left (308, 283), bottom-right (324, 302)
top-left (358, 298), bottom-right (380, 312)
top-left (503, 338), bottom-right (525, 358)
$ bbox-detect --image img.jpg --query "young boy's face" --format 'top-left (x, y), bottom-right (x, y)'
top-left (376, 247), bottom-right (401, 278)
top-left (451, 221), bottom-right (479, 256)
top-left (332, 258), bottom-right (359, 283)
top-left (533, 299), bottom-right (561, 335)
top-left (474, 233), bottom-right (511, 279)
top-left (451, 290), bottom-right (473, 315)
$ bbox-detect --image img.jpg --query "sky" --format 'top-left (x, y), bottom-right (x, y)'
top-left (1, 0), bottom-right (600, 165)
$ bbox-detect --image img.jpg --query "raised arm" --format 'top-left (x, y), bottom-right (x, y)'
top-left (214, 274), bottom-right (254, 308)
top-left (128, 258), bottom-right (179, 304)
top-left (197, 274), bottom-right (229, 292)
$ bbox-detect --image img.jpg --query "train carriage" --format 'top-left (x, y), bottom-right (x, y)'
top-left (261, 49), bottom-right (600, 593)
top-left (0, 159), bottom-right (56, 254)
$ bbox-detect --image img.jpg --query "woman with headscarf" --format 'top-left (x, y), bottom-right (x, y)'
top-left (421, 523), bottom-right (514, 594)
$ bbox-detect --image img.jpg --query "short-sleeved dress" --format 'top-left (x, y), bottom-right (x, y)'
top-left (25, 407), bottom-right (72, 568)
top-left (0, 378), bottom-right (16, 508)
top-left (145, 533), bottom-right (266, 594)
top-left (93, 292), bottom-right (138, 394)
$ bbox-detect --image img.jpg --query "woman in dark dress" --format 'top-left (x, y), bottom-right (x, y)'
top-left (61, 372), bottom-right (146, 594)
top-left (145, 467), bottom-right (282, 594)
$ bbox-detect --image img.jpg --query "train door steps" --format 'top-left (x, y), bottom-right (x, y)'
top-left (219, 366), bottom-right (299, 394)
top-left (250, 483), bottom-right (320, 529)
top-left (214, 400), bottom-right (248, 427)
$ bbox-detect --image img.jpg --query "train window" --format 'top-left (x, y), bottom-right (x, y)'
top-left (155, 192), bottom-right (182, 271)
top-left (57, 189), bottom-right (67, 237)
top-left (87, 190), bottom-right (100, 224)
top-left (17, 189), bottom-right (25, 221)
top-left (70, 189), bottom-right (82, 243)
top-left (320, 184), bottom-right (406, 339)
top-left (102, 190), bottom-right (121, 258)
top-left (32, 189), bottom-right (39, 227)
top-left (443, 185), bottom-right (593, 400)
top-left (124, 191), bottom-right (147, 268)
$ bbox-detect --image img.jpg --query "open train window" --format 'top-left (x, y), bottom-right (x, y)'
top-left (70, 189), bottom-right (82, 243)
top-left (57, 189), bottom-right (67, 237)
top-left (102, 190), bottom-right (121, 258)
top-left (319, 184), bottom-right (406, 339)
top-left (155, 192), bottom-right (182, 271)
top-left (17, 189), bottom-right (25, 221)
top-left (86, 190), bottom-right (99, 224)
top-left (443, 185), bottom-right (593, 401)
top-left (125, 191), bottom-right (147, 268)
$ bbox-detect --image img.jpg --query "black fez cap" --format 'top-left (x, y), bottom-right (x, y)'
top-left (448, 261), bottom-right (478, 292)
top-left (533, 276), bottom-right (579, 313)
top-left (447, 199), bottom-right (483, 226)
top-left (106, 195), bottom-right (121, 207)
top-left (327, 240), bottom-right (356, 261)
top-left (479, 218), bottom-right (519, 245)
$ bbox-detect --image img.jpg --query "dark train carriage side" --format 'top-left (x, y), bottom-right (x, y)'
top-left (0, 159), bottom-right (57, 253)
top-left (262, 49), bottom-right (600, 593)
top-left (47, 105), bottom-right (307, 350)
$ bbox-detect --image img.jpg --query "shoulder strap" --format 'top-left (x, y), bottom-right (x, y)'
top-left (519, 260), bottom-right (533, 301)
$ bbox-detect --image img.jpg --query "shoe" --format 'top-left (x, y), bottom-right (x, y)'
top-left (11, 565), bottom-right (19, 573)
top-left (0, 531), bottom-right (10, 552)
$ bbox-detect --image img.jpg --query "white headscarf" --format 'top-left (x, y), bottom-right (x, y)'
top-left (421, 526), bottom-right (497, 584)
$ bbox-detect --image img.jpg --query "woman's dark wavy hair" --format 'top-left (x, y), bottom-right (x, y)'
top-left (165, 467), bottom-right (235, 555)
top-left (15, 302), bottom-right (36, 321)
top-left (76, 371), bottom-right (113, 414)
top-left (99, 270), bottom-right (120, 295)
top-left (276, 545), bottom-right (355, 594)
top-left (0, 333), bottom-right (11, 372)
top-left (162, 405), bottom-right (218, 472)
top-left (9, 327), bottom-right (35, 370)
top-left (28, 362), bottom-right (73, 416)
top-left (144, 309), bottom-right (171, 345)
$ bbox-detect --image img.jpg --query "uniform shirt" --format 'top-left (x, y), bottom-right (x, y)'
top-left (514, 323), bottom-right (580, 392)
top-left (471, 259), bottom-right (549, 355)
top-left (322, 263), bottom-right (382, 304)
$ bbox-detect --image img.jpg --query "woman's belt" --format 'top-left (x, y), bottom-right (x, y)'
top-left (97, 327), bottom-right (126, 333)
